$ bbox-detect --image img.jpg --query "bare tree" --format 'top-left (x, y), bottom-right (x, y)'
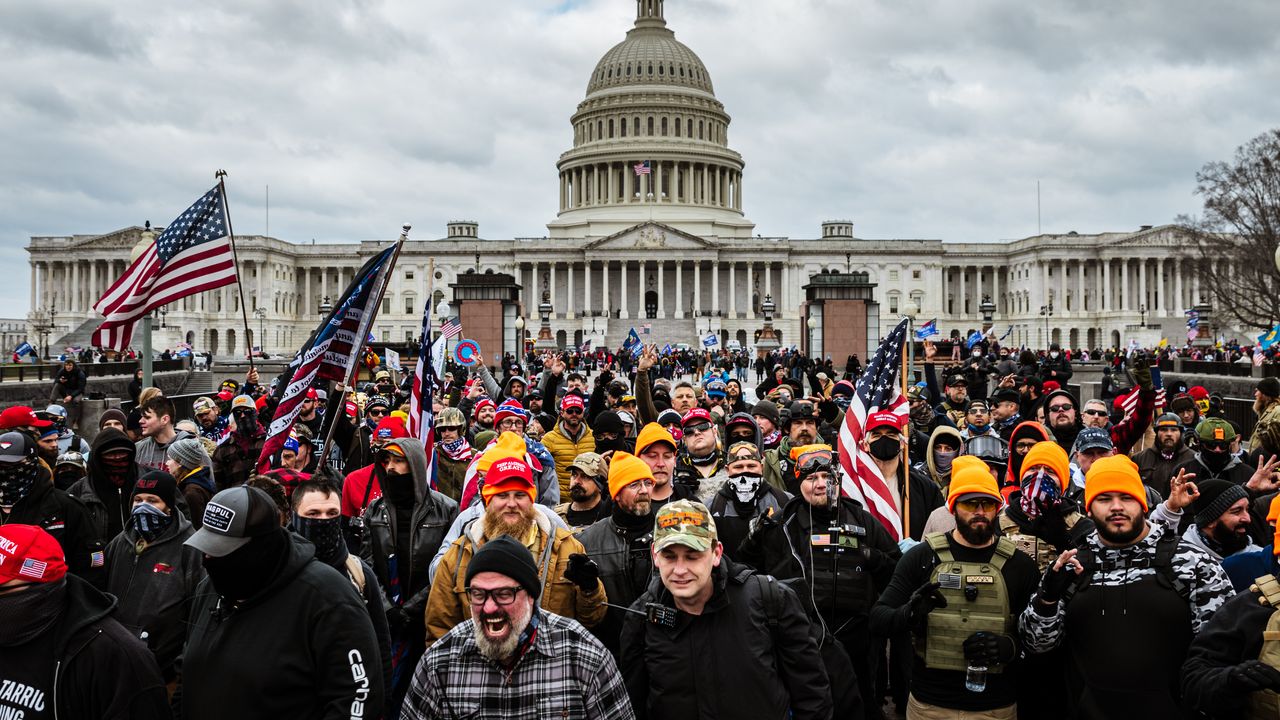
top-left (1178, 128), bottom-right (1280, 332)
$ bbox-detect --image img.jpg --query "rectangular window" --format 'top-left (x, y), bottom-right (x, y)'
top-left (890, 270), bottom-right (900, 281)
top-left (383, 298), bottom-right (391, 314)
top-left (913, 270), bottom-right (921, 279)
top-left (404, 297), bottom-right (414, 314)
top-left (889, 296), bottom-right (899, 314)
top-left (405, 270), bottom-right (414, 281)
top-left (405, 330), bottom-right (414, 343)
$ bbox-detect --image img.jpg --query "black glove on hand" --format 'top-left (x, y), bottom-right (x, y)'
top-left (962, 632), bottom-right (1017, 666)
top-left (1037, 560), bottom-right (1083, 606)
top-left (563, 553), bottom-right (601, 593)
top-left (386, 605), bottom-right (410, 633)
top-left (1131, 362), bottom-right (1154, 391)
top-left (1227, 660), bottom-right (1280, 693)
top-left (907, 581), bottom-right (947, 631)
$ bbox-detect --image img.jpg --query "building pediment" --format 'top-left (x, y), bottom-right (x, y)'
top-left (73, 227), bottom-right (147, 249)
top-left (583, 222), bottom-right (717, 251)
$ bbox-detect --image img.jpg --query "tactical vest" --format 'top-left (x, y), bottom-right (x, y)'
top-left (998, 510), bottom-right (1082, 572)
top-left (916, 532), bottom-right (1016, 673)
top-left (1248, 574), bottom-right (1280, 719)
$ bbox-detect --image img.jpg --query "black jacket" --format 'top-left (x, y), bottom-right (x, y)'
top-left (105, 511), bottom-right (206, 680)
top-left (707, 482), bottom-right (791, 561)
top-left (1182, 576), bottom-right (1277, 717)
top-left (6, 574), bottom-right (170, 719)
top-left (53, 365), bottom-right (87, 398)
top-left (575, 510), bottom-right (657, 654)
top-left (179, 533), bottom-right (385, 720)
top-left (620, 558), bottom-right (833, 720)
top-left (359, 438), bottom-right (459, 618)
top-left (1040, 354), bottom-right (1074, 382)
top-left (739, 496), bottom-right (901, 633)
top-left (2, 465), bottom-right (105, 588)
top-left (71, 427), bottom-right (140, 544)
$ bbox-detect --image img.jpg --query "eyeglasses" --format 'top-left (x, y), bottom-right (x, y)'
top-left (685, 422), bottom-right (714, 435)
top-left (464, 586), bottom-right (524, 606)
top-left (1048, 404), bottom-right (1074, 413)
top-left (498, 419), bottom-right (525, 429)
top-left (956, 498), bottom-right (1001, 512)
top-left (1014, 441), bottom-right (1038, 453)
top-left (1082, 409), bottom-right (1108, 417)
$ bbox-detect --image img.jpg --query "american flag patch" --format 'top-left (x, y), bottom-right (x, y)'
top-left (19, 558), bottom-right (47, 579)
top-left (90, 550), bottom-right (105, 568)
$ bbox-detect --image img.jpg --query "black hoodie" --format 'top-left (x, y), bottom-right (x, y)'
top-left (179, 532), bottom-right (386, 719)
top-left (1, 461), bottom-right (105, 588)
top-left (70, 428), bottom-right (139, 543)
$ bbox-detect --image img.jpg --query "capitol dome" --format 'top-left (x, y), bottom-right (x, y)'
top-left (548, 0), bottom-right (754, 240)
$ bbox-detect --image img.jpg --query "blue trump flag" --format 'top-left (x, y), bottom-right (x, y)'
top-left (914, 319), bottom-right (938, 340)
top-left (623, 328), bottom-right (643, 358)
top-left (702, 333), bottom-right (719, 348)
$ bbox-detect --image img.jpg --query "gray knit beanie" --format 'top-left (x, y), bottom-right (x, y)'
top-left (167, 437), bottom-right (210, 470)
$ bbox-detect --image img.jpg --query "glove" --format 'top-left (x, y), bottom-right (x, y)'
top-left (962, 632), bottom-right (1017, 665)
top-left (898, 537), bottom-right (921, 554)
top-left (1227, 660), bottom-right (1280, 693)
top-left (563, 553), bottom-right (601, 593)
top-left (1131, 362), bottom-right (1154, 391)
top-left (1037, 559), bottom-right (1084, 605)
top-left (907, 581), bottom-right (947, 631)
top-left (386, 606), bottom-right (411, 633)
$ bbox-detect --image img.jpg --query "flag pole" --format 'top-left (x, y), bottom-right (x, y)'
top-left (216, 170), bottom-right (256, 376)
top-left (316, 224), bottom-right (409, 465)
top-left (901, 317), bottom-right (912, 539)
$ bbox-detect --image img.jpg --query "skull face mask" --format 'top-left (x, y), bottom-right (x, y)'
top-left (727, 472), bottom-right (763, 503)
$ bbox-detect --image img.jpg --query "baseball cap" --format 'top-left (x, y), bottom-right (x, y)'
top-left (681, 408), bottom-right (712, 426)
top-left (0, 432), bottom-right (35, 463)
top-left (1073, 427), bottom-right (1114, 453)
top-left (866, 411), bottom-right (904, 433)
top-left (0, 524), bottom-right (68, 584)
top-left (193, 397), bottom-right (218, 413)
top-left (230, 395), bottom-right (255, 412)
top-left (185, 486), bottom-right (282, 557)
top-left (569, 452), bottom-right (606, 478)
top-left (965, 399), bottom-right (990, 412)
top-left (906, 385), bottom-right (931, 403)
top-left (560, 394), bottom-right (586, 412)
top-left (1197, 417), bottom-right (1237, 442)
top-left (304, 388), bottom-right (319, 401)
top-left (375, 369), bottom-right (392, 381)
top-left (705, 380), bottom-right (727, 398)
top-left (0, 406), bottom-right (52, 431)
top-left (653, 499), bottom-right (718, 552)
top-left (991, 388), bottom-right (1020, 405)
top-left (946, 374), bottom-right (968, 387)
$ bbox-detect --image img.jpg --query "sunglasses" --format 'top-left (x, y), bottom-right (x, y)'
top-left (956, 498), bottom-right (1001, 512)
top-left (1082, 409), bottom-right (1108, 417)
top-left (367, 409), bottom-right (387, 417)
top-left (1201, 440), bottom-right (1231, 452)
top-left (561, 407), bottom-right (583, 415)
top-left (1048, 404), bottom-right (1074, 413)
top-left (685, 422), bottom-right (714, 435)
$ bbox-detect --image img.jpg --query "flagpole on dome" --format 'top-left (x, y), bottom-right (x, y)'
top-left (216, 169), bottom-right (256, 375)
top-left (314, 224), bottom-right (409, 466)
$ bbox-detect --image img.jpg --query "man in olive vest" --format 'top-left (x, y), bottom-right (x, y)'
top-left (871, 462), bottom-right (1040, 718)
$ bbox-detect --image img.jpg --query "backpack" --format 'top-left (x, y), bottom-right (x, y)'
top-left (1248, 574), bottom-right (1280, 719)
top-left (344, 555), bottom-right (367, 595)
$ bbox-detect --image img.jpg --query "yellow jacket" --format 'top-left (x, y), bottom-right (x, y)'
top-left (540, 422), bottom-right (595, 498)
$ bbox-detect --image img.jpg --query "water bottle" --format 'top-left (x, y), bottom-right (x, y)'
top-left (965, 664), bottom-right (987, 693)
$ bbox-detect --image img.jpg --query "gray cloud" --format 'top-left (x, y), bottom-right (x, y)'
top-left (2, 0), bottom-right (1278, 315)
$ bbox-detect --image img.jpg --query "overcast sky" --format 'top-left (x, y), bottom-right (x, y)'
top-left (2, 0), bottom-right (1278, 315)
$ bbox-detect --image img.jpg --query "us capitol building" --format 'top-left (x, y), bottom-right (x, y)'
top-left (26, 0), bottom-right (1223, 359)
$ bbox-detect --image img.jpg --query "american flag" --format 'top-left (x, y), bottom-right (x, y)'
top-left (19, 558), bottom-right (48, 579)
top-left (409, 293), bottom-right (440, 487)
top-left (838, 318), bottom-right (910, 541)
top-left (256, 243), bottom-right (400, 473)
top-left (92, 185), bottom-right (238, 350)
top-left (633, 160), bottom-right (651, 176)
top-left (440, 316), bottom-right (462, 340)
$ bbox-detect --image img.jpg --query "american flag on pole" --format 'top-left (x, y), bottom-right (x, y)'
top-left (92, 185), bottom-right (238, 350)
top-left (838, 318), bottom-right (910, 542)
top-left (440, 316), bottom-right (462, 340)
top-left (409, 327), bottom-right (440, 488)
top-left (256, 244), bottom-right (399, 473)
top-left (633, 160), bottom-right (651, 176)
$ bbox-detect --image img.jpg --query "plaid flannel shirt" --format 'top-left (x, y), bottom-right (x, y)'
top-left (401, 610), bottom-right (635, 720)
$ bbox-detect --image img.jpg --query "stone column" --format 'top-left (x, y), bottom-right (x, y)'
top-left (657, 261), bottom-right (665, 318)
top-left (1138, 259), bottom-right (1147, 313)
top-left (745, 262), bottom-right (754, 318)
top-left (620, 260), bottom-right (629, 319)
top-left (1174, 259), bottom-right (1183, 313)
top-left (567, 262), bottom-right (576, 318)
top-left (992, 265), bottom-right (1001, 315)
top-left (694, 262), bottom-right (702, 315)
top-left (585, 260), bottom-right (593, 312)
top-left (603, 260), bottom-right (611, 315)
top-left (765, 261), bottom-right (774, 299)
top-left (1077, 260), bottom-right (1085, 313)
top-left (781, 264), bottom-right (789, 316)
top-left (675, 261), bottom-right (684, 319)
top-left (702, 165), bottom-right (709, 205)
top-left (958, 266), bottom-right (967, 318)
top-left (1154, 258), bottom-right (1164, 314)
top-left (728, 262), bottom-right (737, 317)
top-left (712, 261), bottom-right (721, 314)
top-left (549, 262), bottom-right (558, 318)
top-left (656, 162), bottom-right (664, 202)
top-left (1120, 259), bottom-right (1129, 311)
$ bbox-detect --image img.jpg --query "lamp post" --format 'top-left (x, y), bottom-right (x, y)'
top-left (806, 315), bottom-right (817, 357)
top-left (319, 295), bottom-right (333, 318)
top-left (1139, 304), bottom-right (1146, 328)
top-left (253, 307), bottom-right (267, 357)
top-left (514, 316), bottom-right (525, 358)
top-left (980, 295), bottom-right (995, 333)
top-left (1039, 302), bottom-right (1054, 348)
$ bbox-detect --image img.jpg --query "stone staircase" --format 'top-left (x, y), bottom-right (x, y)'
top-left (54, 317), bottom-right (103, 350)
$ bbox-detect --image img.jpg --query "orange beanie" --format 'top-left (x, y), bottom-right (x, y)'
top-left (946, 463), bottom-right (1002, 512)
top-left (635, 423), bottom-right (677, 456)
top-left (607, 451), bottom-right (655, 499)
top-left (1019, 441), bottom-right (1071, 492)
top-left (1084, 455), bottom-right (1148, 512)
top-left (475, 431), bottom-right (527, 475)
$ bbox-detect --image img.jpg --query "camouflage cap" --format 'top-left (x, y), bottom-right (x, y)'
top-left (653, 499), bottom-right (718, 552)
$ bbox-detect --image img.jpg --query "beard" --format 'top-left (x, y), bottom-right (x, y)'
top-left (1095, 512), bottom-right (1145, 545)
top-left (568, 485), bottom-right (597, 503)
top-left (1156, 434), bottom-right (1181, 452)
top-left (472, 600), bottom-right (533, 662)
top-left (1210, 522), bottom-right (1251, 555)
top-left (621, 497), bottom-right (652, 516)
top-left (956, 514), bottom-right (996, 545)
top-left (482, 503), bottom-right (537, 541)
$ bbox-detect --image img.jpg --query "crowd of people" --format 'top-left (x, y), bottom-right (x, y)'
top-left (4, 337), bottom-right (1280, 719)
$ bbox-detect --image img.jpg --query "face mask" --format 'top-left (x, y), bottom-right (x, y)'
top-left (291, 515), bottom-right (346, 565)
top-left (934, 449), bottom-right (957, 474)
top-left (1019, 468), bottom-right (1062, 520)
top-left (833, 395), bottom-right (851, 412)
top-left (910, 403), bottom-right (934, 424)
top-left (203, 528), bottom-right (288, 602)
top-left (98, 452), bottom-right (134, 488)
top-left (967, 423), bottom-right (991, 435)
top-left (595, 436), bottom-right (625, 454)
top-left (0, 578), bottom-right (66, 647)
top-left (1201, 449), bottom-right (1231, 472)
top-left (235, 412), bottom-right (259, 435)
top-left (727, 472), bottom-right (763, 503)
top-left (869, 436), bottom-right (901, 461)
top-left (0, 458), bottom-right (40, 508)
top-left (972, 350), bottom-right (982, 358)
top-left (130, 502), bottom-right (174, 541)
top-left (381, 469), bottom-right (416, 506)
top-left (1050, 352), bottom-right (1060, 359)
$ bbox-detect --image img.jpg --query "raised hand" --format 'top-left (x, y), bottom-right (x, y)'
top-left (1247, 455), bottom-right (1280, 492)
top-left (1164, 468), bottom-right (1199, 512)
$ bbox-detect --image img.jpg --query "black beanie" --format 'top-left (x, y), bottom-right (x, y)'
top-left (133, 470), bottom-right (178, 510)
top-left (465, 535), bottom-right (541, 600)
top-left (593, 411), bottom-right (625, 437)
top-left (1191, 478), bottom-right (1249, 528)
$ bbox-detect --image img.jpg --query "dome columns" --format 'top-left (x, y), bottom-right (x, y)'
top-left (559, 159), bottom-right (742, 213)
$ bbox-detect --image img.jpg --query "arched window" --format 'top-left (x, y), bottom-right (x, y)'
top-left (633, 117), bottom-right (640, 135)
top-left (609, 118), bottom-right (614, 138)
top-left (658, 64), bottom-right (664, 76)
top-left (626, 64), bottom-right (632, 77)
top-left (597, 120), bottom-right (602, 140)
top-left (620, 119), bottom-right (626, 137)
top-left (698, 120), bottom-right (704, 139)
top-left (674, 116), bottom-right (681, 137)
top-left (660, 117), bottom-right (667, 135)
top-left (687, 119), bottom-right (693, 136)
top-left (648, 64), bottom-right (654, 75)
top-left (647, 116), bottom-right (654, 135)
